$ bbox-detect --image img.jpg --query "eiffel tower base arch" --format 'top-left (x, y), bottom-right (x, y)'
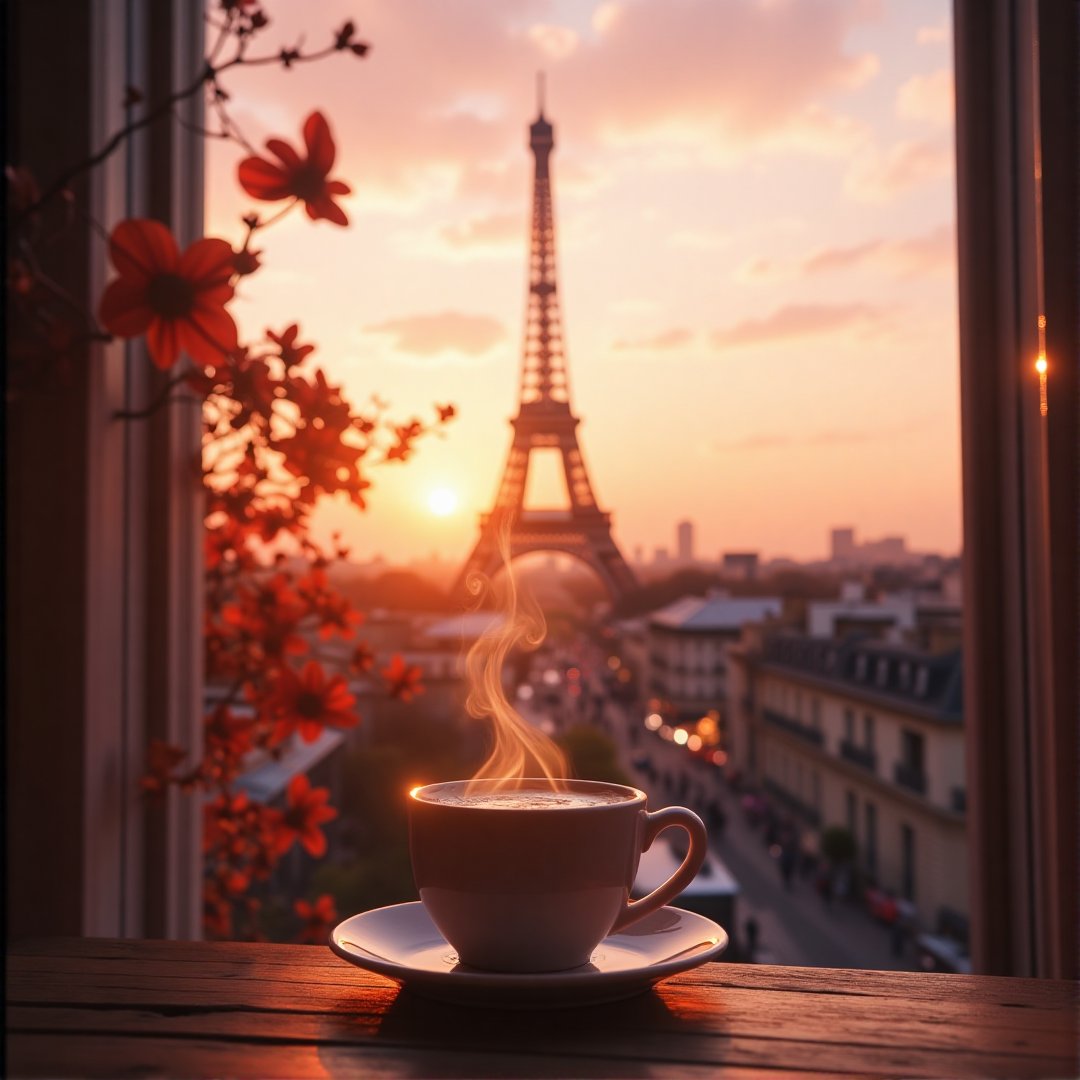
top-left (454, 510), bottom-right (637, 603)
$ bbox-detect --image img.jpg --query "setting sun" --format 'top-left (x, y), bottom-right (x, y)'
top-left (427, 487), bottom-right (459, 516)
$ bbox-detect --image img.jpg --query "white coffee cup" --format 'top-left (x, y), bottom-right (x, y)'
top-left (408, 778), bottom-right (708, 973)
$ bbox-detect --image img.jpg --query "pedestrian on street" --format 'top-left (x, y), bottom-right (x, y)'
top-left (780, 845), bottom-right (797, 891)
top-left (817, 869), bottom-right (834, 910)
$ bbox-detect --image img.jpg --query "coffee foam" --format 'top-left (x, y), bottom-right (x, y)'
top-left (421, 788), bottom-right (633, 810)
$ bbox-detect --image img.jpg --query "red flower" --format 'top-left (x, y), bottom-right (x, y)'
top-left (350, 642), bottom-right (375, 674)
top-left (238, 112), bottom-right (351, 226)
top-left (276, 774), bottom-right (338, 857)
top-left (264, 659), bottom-right (358, 744)
top-left (268, 324), bottom-right (315, 369)
top-left (383, 654), bottom-right (424, 702)
top-left (294, 893), bottom-right (337, 944)
top-left (99, 219), bottom-right (238, 370)
top-left (232, 247), bottom-right (262, 276)
top-left (286, 368), bottom-right (354, 435)
top-left (274, 424), bottom-right (371, 507)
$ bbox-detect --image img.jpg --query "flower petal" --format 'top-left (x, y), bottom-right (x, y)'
top-left (109, 218), bottom-right (178, 281)
top-left (305, 196), bottom-right (349, 227)
top-left (266, 138), bottom-right (303, 171)
top-left (238, 157), bottom-right (293, 201)
top-left (178, 237), bottom-right (236, 285)
top-left (182, 306), bottom-right (239, 366)
top-left (303, 111), bottom-right (336, 175)
top-left (194, 283), bottom-right (235, 309)
top-left (146, 317), bottom-right (180, 371)
top-left (301, 827), bottom-right (327, 858)
top-left (326, 180), bottom-right (352, 195)
top-left (98, 278), bottom-right (153, 336)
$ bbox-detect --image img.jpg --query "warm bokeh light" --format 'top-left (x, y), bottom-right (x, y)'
top-left (1035, 355), bottom-right (1048, 374)
top-left (645, 713), bottom-right (663, 731)
top-left (673, 728), bottom-right (689, 746)
top-left (427, 487), bottom-right (458, 516)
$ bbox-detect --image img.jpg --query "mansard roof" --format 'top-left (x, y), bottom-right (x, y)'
top-left (758, 633), bottom-right (963, 724)
top-left (650, 594), bottom-right (783, 633)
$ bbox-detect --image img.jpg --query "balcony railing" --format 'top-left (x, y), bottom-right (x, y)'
top-left (894, 762), bottom-right (928, 795)
top-left (762, 777), bottom-right (822, 827)
top-left (762, 708), bottom-right (824, 747)
top-left (839, 739), bottom-right (877, 773)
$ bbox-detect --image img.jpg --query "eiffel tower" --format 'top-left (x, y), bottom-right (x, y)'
top-left (456, 85), bottom-right (637, 600)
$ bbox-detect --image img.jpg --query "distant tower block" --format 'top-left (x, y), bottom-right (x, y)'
top-left (831, 527), bottom-right (856, 561)
top-left (454, 87), bottom-right (637, 600)
top-left (677, 520), bottom-right (695, 564)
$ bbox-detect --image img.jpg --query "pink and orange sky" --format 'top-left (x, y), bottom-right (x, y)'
top-left (207, 0), bottom-right (959, 567)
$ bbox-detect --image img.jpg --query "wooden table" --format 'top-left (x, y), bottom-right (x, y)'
top-left (6, 938), bottom-right (1078, 1077)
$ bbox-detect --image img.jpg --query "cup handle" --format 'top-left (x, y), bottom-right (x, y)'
top-left (610, 805), bottom-right (708, 933)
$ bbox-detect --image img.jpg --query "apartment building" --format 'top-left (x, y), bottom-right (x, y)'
top-left (646, 591), bottom-right (782, 723)
top-left (727, 631), bottom-right (967, 929)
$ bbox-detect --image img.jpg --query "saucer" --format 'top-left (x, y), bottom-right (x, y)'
top-left (329, 902), bottom-right (728, 1009)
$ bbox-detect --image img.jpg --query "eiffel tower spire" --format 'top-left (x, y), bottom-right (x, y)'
top-left (455, 91), bottom-right (637, 601)
top-left (520, 73), bottom-right (569, 410)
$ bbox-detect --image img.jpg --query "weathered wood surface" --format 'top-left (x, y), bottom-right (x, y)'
top-left (6, 937), bottom-right (1078, 1078)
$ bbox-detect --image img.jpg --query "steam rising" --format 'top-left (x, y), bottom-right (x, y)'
top-left (464, 514), bottom-right (569, 792)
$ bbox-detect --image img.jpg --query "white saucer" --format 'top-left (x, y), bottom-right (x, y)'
top-left (329, 901), bottom-right (728, 1008)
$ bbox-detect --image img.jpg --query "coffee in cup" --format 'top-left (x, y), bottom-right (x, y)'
top-left (408, 778), bottom-right (708, 972)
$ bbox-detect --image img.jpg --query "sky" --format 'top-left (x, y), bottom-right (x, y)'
top-left (206, 0), bottom-right (959, 568)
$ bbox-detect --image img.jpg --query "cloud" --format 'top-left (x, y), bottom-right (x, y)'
top-left (885, 224), bottom-right (955, 275)
top-left (210, 0), bottom-right (890, 218)
top-left (668, 228), bottom-right (730, 251)
top-left (363, 312), bottom-right (507, 357)
top-left (711, 302), bottom-right (880, 348)
top-left (440, 211), bottom-right (524, 251)
top-left (917, 21), bottom-right (950, 45)
top-left (734, 224), bottom-right (954, 283)
top-left (801, 225), bottom-right (955, 277)
top-left (734, 255), bottom-right (794, 283)
top-left (613, 328), bottom-right (694, 351)
top-left (896, 69), bottom-right (953, 126)
top-left (802, 239), bottom-right (883, 275)
top-left (528, 24), bottom-right (579, 61)
top-left (711, 418), bottom-right (929, 452)
top-left (553, 0), bottom-right (880, 150)
top-left (592, 2), bottom-right (622, 35)
top-left (845, 137), bottom-right (953, 202)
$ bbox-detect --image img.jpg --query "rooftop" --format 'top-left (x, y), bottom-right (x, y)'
top-left (650, 593), bottom-right (782, 633)
top-left (758, 633), bottom-right (963, 723)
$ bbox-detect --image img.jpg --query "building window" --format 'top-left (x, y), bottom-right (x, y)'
top-left (914, 665), bottom-right (929, 696)
top-left (863, 713), bottom-right (875, 752)
top-left (811, 698), bottom-right (821, 729)
top-left (865, 801), bottom-right (878, 876)
top-left (846, 790), bottom-right (857, 835)
top-left (844, 708), bottom-right (855, 743)
top-left (876, 658), bottom-right (889, 687)
top-left (900, 729), bottom-right (925, 775)
top-left (901, 823), bottom-right (916, 902)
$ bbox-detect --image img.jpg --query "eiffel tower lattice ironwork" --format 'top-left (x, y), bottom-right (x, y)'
top-left (456, 89), bottom-right (637, 600)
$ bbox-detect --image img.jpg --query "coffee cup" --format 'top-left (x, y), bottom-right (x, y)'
top-left (408, 778), bottom-right (708, 973)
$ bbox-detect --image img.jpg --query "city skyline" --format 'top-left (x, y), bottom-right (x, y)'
top-left (207, 0), bottom-right (960, 567)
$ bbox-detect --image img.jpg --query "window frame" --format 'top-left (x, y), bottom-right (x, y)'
top-left (954, 0), bottom-right (1078, 978)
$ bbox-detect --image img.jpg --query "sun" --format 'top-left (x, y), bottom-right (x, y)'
top-left (427, 487), bottom-right (459, 516)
